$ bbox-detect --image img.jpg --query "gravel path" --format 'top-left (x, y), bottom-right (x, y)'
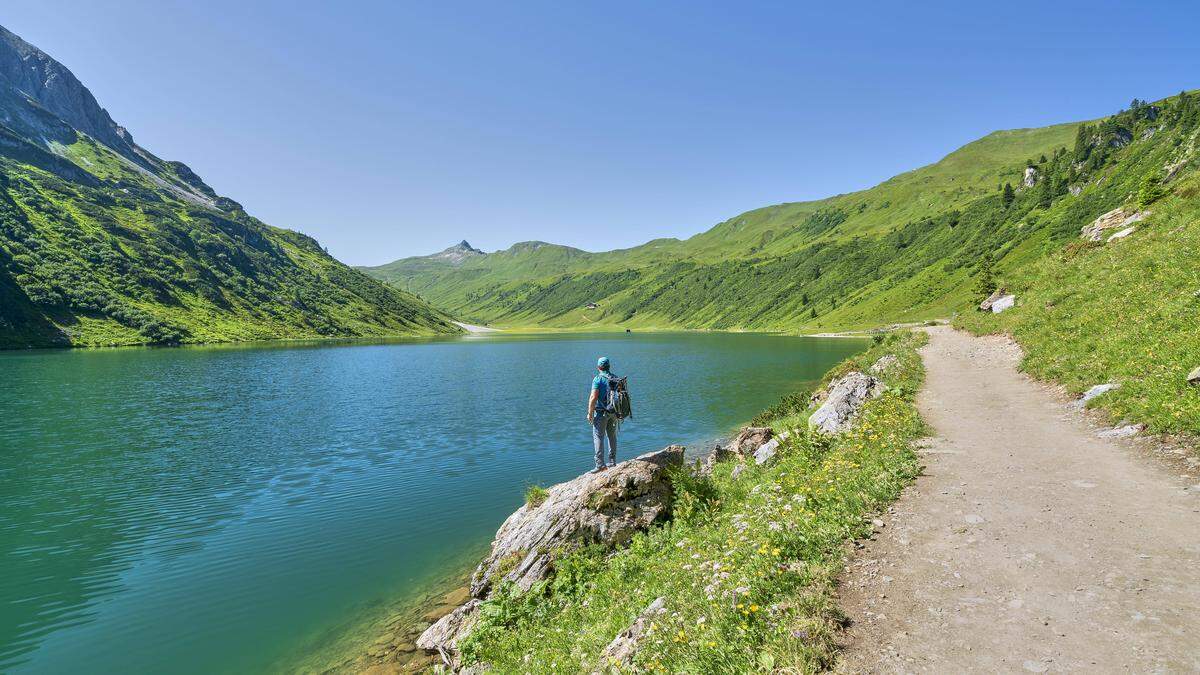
top-left (837, 326), bottom-right (1200, 673)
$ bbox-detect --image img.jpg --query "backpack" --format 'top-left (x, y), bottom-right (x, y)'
top-left (604, 374), bottom-right (633, 420)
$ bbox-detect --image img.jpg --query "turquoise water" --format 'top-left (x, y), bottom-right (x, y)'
top-left (0, 332), bottom-right (865, 673)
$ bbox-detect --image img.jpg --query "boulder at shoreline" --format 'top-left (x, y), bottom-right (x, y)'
top-left (419, 446), bottom-right (684, 666)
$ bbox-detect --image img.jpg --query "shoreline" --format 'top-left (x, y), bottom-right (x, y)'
top-left (337, 353), bottom-right (876, 670)
top-left (0, 324), bottom-right (886, 353)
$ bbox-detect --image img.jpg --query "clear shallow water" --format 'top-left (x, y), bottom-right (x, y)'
top-left (0, 331), bottom-right (865, 673)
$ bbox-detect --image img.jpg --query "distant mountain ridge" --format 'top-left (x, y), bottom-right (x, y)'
top-left (0, 24), bottom-right (458, 347)
top-left (363, 92), bottom-right (1199, 331)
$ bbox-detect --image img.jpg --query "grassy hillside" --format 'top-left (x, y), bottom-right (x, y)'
top-left (957, 167), bottom-right (1200, 436)
top-left (362, 121), bottom-right (1079, 328)
top-left (0, 26), bottom-right (458, 348)
top-left (365, 94), bottom-right (1199, 335)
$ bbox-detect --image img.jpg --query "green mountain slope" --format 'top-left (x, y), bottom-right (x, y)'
top-left (365, 95), bottom-right (1198, 333)
top-left (0, 25), bottom-right (458, 348)
top-left (957, 165), bottom-right (1200, 436)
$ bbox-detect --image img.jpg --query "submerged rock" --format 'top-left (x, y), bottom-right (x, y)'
top-left (809, 372), bottom-right (882, 434)
top-left (1080, 207), bottom-right (1149, 242)
top-left (415, 599), bottom-right (481, 668)
top-left (599, 597), bottom-right (667, 667)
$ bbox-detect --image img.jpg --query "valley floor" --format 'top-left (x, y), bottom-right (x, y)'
top-left (837, 327), bottom-right (1200, 672)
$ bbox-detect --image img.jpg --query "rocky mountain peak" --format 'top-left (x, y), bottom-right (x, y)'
top-left (432, 239), bottom-right (485, 264)
top-left (0, 25), bottom-right (137, 160)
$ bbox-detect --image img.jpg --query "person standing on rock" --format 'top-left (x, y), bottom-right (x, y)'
top-left (588, 356), bottom-right (619, 472)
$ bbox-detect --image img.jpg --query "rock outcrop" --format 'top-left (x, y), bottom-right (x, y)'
top-left (979, 289), bottom-right (1006, 312)
top-left (1022, 166), bottom-right (1039, 187)
top-left (1081, 207), bottom-right (1149, 242)
top-left (869, 355), bottom-right (899, 375)
top-left (809, 372), bottom-right (882, 434)
top-left (598, 597), bottom-right (667, 667)
top-left (1107, 226), bottom-right (1136, 242)
top-left (753, 431), bottom-right (790, 465)
top-left (730, 427), bottom-right (773, 459)
top-left (1188, 366), bottom-right (1200, 386)
top-left (470, 446), bottom-right (684, 598)
top-left (415, 600), bottom-right (482, 669)
top-left (419, 447), bottom-right (684, 666)
top-left (698, 444), bottom-right (733, 476)
top-left (990, 294), bottom-right (1016, 313)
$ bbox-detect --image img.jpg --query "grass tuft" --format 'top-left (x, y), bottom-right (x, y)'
top-left (524, 485), bottom-right (550, 509)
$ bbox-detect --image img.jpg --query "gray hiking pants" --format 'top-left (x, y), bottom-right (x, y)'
top-left (592, 412), bottom-right (618, 469)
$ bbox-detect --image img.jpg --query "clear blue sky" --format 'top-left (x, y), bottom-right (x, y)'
top-left (5, 1), bottom-right (1199, 264)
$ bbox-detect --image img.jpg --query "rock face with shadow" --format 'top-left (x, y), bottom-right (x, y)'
top-left (417, 446), bottom-right (685, 667)
top-left (809, 371), bottom-right (882, 434)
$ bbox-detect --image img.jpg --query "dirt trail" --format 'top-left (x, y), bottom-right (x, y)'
top-left (838, 327), bottom-right (1200, 673)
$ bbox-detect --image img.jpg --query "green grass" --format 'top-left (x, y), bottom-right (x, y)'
top-left (956, 170), bottom-right (1200, 436)
top-left (455, 331), bottom-right (927, 673)
top-left (525, 485), bottom-right (550, 508)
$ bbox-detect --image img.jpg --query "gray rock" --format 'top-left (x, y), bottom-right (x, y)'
top-left (418, 448), bottom-right (683, 665)
top-left (730, 426), bottom-right (773, 458)
top-left (599, 597), bottom-right (667, 667)
top-left (979, 289), bottom-right (1005, 312)
top-left (809, 372), bottom-right (882, 434)
top-left (1107, 226), bottom-right (1136, 242)
top-left (1097, 424), bottom-right (1145, 439)
top-left (1022, 166), bottom-right (1039, 187)
top-left (730, 464), bottom-right (745, 480)
top-left (1072, 383), bottom-right (1118, 409)
top-left (416, 599), bottom-right (481, 668)
top-left (753, 431), bottom-right (790, 465)
top-left (698, 444), bottom-right (733, 476)
top-left (1188, 366), bottom-right (1200, 386)
top-left (470, 446), bottom-right (684, 599)
top-left (1080, 207), bottom-right (1149, 242)
top-left (991, 294), bottom-right (1016, 313)
top-left (869, 355), bottom-right (899, 375)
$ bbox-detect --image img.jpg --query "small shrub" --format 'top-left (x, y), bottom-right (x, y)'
top-left (524, 484), bottom-right (549, 508)
top-left (667, 466), bottom-right (720, 524)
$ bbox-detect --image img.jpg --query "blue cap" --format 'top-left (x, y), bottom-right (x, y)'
top-left (597, 356), bottom-right (610, 369)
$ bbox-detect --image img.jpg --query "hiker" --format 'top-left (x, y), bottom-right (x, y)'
top-left (588, 356), bottom-right (621, 472)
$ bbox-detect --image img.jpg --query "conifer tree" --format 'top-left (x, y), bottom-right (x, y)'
top-left (1002, 183), bottom-right (1015, 207)
top-left (975, 253), bottom-right (996, 300)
